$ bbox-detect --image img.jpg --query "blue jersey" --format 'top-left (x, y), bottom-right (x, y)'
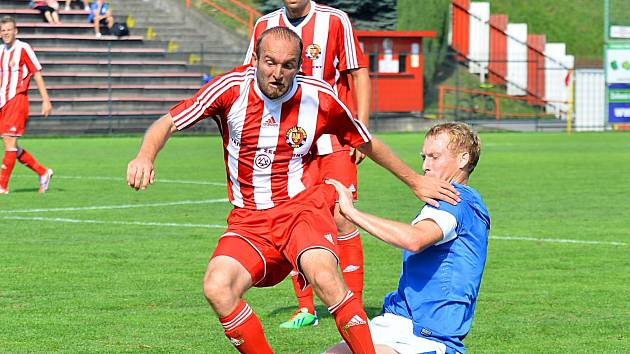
top-left (382, 183), bottom-right (490, 354)
top-left (88, 2), bottom-right (109, 23)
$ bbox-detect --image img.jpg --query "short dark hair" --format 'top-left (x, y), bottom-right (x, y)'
top-left (426, 122), bottom-right (481, 174)
top-left (254, 26), bottom-right (303, 66)
top-left (1, 16), bottom-right (17, 27)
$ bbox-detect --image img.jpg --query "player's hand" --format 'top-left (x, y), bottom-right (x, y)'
top-left (127, 156), bottom-right (155, 191)
top-left (412, 175), bottom-right (460, 207)
top-left (325, 178), bottom-right (354, 216)
top-left (349, 148), bottom-right (366, 165)
top-left (41, 99), bottom-right (52, 118)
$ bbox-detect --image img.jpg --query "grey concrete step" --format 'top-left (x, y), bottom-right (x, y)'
top-left (16, 33), bottom-right (159, 48)
top-left (34, 46), bottom-right (169, 60)
top-left (28, 84), bottom-right (199, 98)
top-left (38, 59), bottom-right (201, 72)
top-left (41, 71), bottom-right (206, 85)
top-left (30, 97), bottom-right (184, 112)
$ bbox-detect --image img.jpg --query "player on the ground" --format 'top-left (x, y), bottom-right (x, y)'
top-left (244, 0), bottom-right (371, 328)
top-left (127, 27), bottom-right (459, 353)
top-left (326, 122), bottom-right (490, 354)
top-left (0, 16), bottom-right (53, 195)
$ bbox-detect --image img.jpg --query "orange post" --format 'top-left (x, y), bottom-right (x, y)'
top-left (494, 95), bottom-right (500, 120)
top-left (438, 86), bottom-right (445, 118)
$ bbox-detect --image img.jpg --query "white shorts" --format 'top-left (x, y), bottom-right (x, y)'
top-left (370, 313), bottom-right (448, 354)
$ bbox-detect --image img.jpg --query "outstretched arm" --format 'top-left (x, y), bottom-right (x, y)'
top-left (356, 137), bottom-right (459, 207)
top-left (126, 114), bottom-right (177, 191)
top-left (326, 179), bottom-right (443, 253)
top-left (348, 67), bottom-right (370, 164)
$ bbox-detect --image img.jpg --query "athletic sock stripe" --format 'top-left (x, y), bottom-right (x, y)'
top-left (328, 290), bottom-right (353, 314)
top-left (221, 304), bottom-right (253, 331)
top-left (337, 229), bottom-right (360, 241)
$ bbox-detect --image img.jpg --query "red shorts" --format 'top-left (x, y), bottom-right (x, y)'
top-left (211, 184), bottom-right (339, 289)
top-left (312, 149), bottom-right (358, 200)
top-left (0, 94), bottom-right (29, 137)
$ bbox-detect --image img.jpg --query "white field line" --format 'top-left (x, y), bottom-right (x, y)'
top-left (0, 212), bottom-right (625, 247)
top-left (1, 215), bottom-right (226, 229)
top-left (490, 235), bottom-right (626, 246)
top-left (13, 174), bottom-right (226, 186)
top-left (0, 198), bottom-right (229, 214)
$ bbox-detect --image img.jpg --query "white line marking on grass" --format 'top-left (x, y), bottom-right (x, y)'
top-left (13, 174), bottom-right (226, 186)
top-left (491, 236), bottom-right (626, 246)
top-left (0, 198), bottom-right (229, 214)
top-left (1, 216), bottom-right (226, 229)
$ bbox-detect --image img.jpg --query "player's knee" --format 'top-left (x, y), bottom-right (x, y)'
top-left (309, 268), bottom-right (341, 292)
top-left (202, 271), bottom-right (234, 305)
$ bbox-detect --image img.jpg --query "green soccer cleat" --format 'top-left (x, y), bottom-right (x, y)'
top-left (279, 308), bottom-right (318, 329)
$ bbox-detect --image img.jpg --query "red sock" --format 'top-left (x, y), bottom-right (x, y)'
top-left (219, 300), bottom-right (272, 354)
top-left (338, 229), bottom-right (364, 305)
top-left (329, 291), bottom-right (375, 354)
top-left (290, 271), bottom-right (315, 314)
top-left (16, 148), bottom-right (47, 176)
top-left (0, 150), bottom-right (17, 189)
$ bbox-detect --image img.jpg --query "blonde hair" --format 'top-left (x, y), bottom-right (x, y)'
top-left (426, 122), bottom-right (481, 174)
top-left (1, 16), bottom-right (17, 27)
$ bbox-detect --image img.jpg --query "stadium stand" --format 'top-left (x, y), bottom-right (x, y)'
top-left (2, 0), bottom-right (247, 133)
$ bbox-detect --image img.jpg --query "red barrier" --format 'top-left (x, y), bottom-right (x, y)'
top-left (451, 0), bottom-right (470, 59)
top-left (527, 34), bottom-right (545, 106)
top-left (184, 0), bottom-right (261, 35)
top-left (488, 14), bottom-right (507, 84)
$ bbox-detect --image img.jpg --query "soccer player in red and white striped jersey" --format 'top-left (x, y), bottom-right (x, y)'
top-left (244, 0), bottom-right (372, 325)
top-left (127, 28), bottom-right (458, 353)
top-left (0, 16), bottom-right (54, 195)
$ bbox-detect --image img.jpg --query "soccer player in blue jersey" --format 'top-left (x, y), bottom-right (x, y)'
top-left (326, 122), bottom-right (490, 354)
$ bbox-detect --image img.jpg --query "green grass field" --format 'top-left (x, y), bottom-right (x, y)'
top-left (1, 132), bottom-right (629, 353)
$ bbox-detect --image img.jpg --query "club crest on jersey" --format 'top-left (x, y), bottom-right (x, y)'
top-left (285, 126), bottom-right (307, 148)
top-left (255, 154), bottom-right (272, 169)
top-left (305, 44), bottom-right (321, 60)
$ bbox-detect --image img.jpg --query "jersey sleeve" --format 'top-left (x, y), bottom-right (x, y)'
top-left (412, 200), bottom-right (462, 246)
top-left (332, 12), bottom-right (368, 72)
top-left (169, 72), bottom-right (235, 130)
top-left (243, 21), bottom-right (265, 65)
top-left (323, 93), bottom-right (371, 147)
top-left (21, 43), bottom-right (42, 73)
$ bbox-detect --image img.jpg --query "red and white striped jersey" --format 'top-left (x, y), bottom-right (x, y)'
top-left (169, 65), bottom-right (371, 210)
top-left (243, 1), bottom-right (368, 154)
top-left (0, 40), bottom-right (42, 108)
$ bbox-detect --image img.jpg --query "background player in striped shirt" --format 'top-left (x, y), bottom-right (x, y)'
top-left (0, 16), bottom-right (54, 195)
top-left (244, 0), bottom-right (372, 328)
top-left (326, 122), bottom-right (490, 354)
top-left (127, 27), bottom-right (458, 353)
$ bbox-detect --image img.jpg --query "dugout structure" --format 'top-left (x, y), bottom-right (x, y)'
top-left (357, 31), bottom-right (435, 113)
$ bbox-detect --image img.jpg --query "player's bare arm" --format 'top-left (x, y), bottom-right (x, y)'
top-left (349, 67), bottom-right (370, 165)
top-left (356, 137), bottom-right (460, 207)
top-left (127, 114), bottom-right (177, 191)
top-left (326, 178), bottom-right (443, 252)
top-left (33, 72), bottom-right (52, 117)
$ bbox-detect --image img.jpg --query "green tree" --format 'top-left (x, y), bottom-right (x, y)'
top-left (397, 0), bottom-right (452, 106)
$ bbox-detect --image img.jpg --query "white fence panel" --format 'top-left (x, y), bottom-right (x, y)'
top-left (506, 23), bottom-right (528, 96)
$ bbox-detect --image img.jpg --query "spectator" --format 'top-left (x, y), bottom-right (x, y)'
top-left (31, 0), bottom-right (61, 24)
top-left (64, 0), bottom-right (90, 11)
top-left (88, 0), bottom-right (114, 38)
